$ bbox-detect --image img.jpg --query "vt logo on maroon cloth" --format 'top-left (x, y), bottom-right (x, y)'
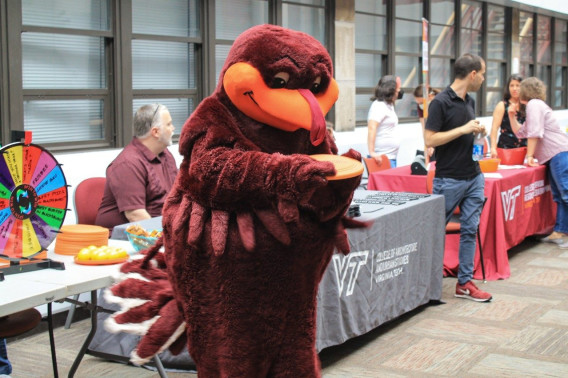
top-left (501, 185), bottom-right (521, 221)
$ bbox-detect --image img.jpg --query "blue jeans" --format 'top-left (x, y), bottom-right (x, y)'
top-left (548, 151), bottom-right (568, 234)
top-left (0, 338), bottom-right (11, 375)
top-left (433, 173), bottom-right (485, 285)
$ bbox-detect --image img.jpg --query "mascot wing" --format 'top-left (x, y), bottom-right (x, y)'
top-left (104, 242), bottom-right (187, 364)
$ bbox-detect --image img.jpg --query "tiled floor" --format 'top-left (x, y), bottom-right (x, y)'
top-left (319, 237), bottom-right (568, 377)
top-left (5, 237), bottom-right (568, 377)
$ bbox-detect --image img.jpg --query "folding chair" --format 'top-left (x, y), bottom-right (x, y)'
top-left (362, 155), bottom-right (391, 189)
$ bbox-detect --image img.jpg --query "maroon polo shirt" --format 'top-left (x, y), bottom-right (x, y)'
top-left (95, 138), bottom-right (179, 230)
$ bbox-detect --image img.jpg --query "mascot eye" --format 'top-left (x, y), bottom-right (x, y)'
top-left (270, 72), bottom-right (289, 89)
top-left (310, 77), bottom-right (322, 94)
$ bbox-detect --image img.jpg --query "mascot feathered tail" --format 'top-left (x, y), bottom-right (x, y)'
top-left (105, 24), bottom-right (366, 377)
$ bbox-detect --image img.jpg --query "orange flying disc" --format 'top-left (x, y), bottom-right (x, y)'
top-left (310, 154), bottom-right (364, 180)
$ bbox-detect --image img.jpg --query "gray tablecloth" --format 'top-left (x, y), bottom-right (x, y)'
top-left (316, 190), bottom-right (445, 350)
top-left (91, 190), bottom-right (445, 367)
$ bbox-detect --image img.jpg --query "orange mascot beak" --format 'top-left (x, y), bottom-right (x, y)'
top-left (223, 62), bottom-right (339, 146)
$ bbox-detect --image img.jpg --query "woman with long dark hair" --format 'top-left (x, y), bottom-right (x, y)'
top-left (490, 74), bottom-right (526, 158)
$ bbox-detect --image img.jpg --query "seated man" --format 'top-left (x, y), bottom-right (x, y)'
top-left (96, 104), bottom-right (179, 230)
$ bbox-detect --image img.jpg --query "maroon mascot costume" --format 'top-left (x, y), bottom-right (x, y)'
top-left (106, 24), bottom-right (363, 377)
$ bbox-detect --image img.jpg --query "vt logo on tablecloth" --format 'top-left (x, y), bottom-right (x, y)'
top-left (331, 242), bottom-right (420, 297)
top-left (501, 180), bottom-right (551, 221)
top-left (501, 185), bottom-right (521, 221)
top-left (331, 251), bottom-right (369, 297)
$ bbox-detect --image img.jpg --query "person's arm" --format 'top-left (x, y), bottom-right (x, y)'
top-left (367, 119), bottom-right (383, 166)
top-left (507, 102), bottom-right (522, 134)
top-left (490, 101), bottom-right (505, 158)
top-left (419, 117), bottom-right (427, 162)
top-left (424, 119), bottom-right (485, 148)
top-left (525, 137), bottom-right (539, 166)
top-left (124, 208), bottom-right (152, 222)
top-left (419, 117), bottom-right (434, 164)
top-left (509, 100), bottom-right (542, 166)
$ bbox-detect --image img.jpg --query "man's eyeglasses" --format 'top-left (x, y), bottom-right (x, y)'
top-left (151, 105), bottom-right (161, 126)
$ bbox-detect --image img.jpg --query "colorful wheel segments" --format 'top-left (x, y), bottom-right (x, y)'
top-left (0, 142), bottom-right (67, 259)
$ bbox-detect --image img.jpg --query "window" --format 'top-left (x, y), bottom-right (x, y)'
top-left (553, 19), bottom-right (567, 108)
top-left (519, 11), bottom-right (534, 78)
top-left (131, 0), bottom-right (200, 141)
top-left (15, 0), bottom-right (201, 150)
top-left (536, 15), bottom-right (552, 99)
top-left (485, 5), bottom-right (507, 115)
top-left (429, 0), bottom-right (455, 91)
top-left (282, 0), bottom-right (326, 46)
top-left (214, 0), bottom-right (329, 106)
top-left (3, 0), bottom-right (568, 143)
top-left (461, 0), bottom-right (483, 111)
top-left (394, 0), bottom-right (423, 119)
top-left (355, 0), bottom-right (387, 125)
top-left (461, 1), bottom-right (482, 56)
top-left (215, 0), bottom-right (269, 86)
top-left (21, 0), bottom-right (112, 148)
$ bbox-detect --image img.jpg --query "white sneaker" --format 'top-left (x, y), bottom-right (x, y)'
top-left (540, 235), bottom-right (566, 244)
top-left (558, 240), bottom-right (568, 249)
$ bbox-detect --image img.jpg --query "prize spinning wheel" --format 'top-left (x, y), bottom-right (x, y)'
top-left (0, 142), bottom-right (68, 261)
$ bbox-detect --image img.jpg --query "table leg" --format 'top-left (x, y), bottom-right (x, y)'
top-left (153, 355), bottom-right (168, 378)
top-left (477, 226), bottom-right (487, 283)
top-left (47, 302), bottom-right (59, 378)
top-left (477, 197), bottom-right (487, 283)
top-left (67, 290), bottom-right (97, 378)
top-left (65, 291), bottom-right (170, 377)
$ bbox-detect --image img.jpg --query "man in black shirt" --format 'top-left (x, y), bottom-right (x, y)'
top-left (425, 53), bottom-right (492, 302)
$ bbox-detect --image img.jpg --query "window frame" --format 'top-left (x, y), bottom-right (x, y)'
top-left (535, 14), bottom-right (552, 102)
top-left (20, 25), bottom-right (115, 150)
top-left (354, 0), bottom-right (389, 126)
top-left (428, 0), bottom-right (455, 92)
top-left (483, 3), bottom-right (508, 116)
top-left (519, 10), bottom-right (535, 79)
top-left (393, 0), bottom-right (424, 121)
top-left (552, 18), bottom-right (567, 109)
top-left (130, 1), bottom-right (203, 145)
top-left (2, 0), bottom-right (568, 143)
top-left (0, 0), bottom-right (8, 146)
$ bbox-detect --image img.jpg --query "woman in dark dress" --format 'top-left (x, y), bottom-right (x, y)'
top-left (490, 74), bottom-right (527, 158)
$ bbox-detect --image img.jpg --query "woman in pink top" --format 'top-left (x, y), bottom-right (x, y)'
top-left (508, 77), bottom-right (568, 245)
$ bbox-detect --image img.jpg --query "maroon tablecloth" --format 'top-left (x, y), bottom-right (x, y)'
top-left (369, 165), bottom-right (555, 280)
top-left (368, 165), bottom-right (427, 194)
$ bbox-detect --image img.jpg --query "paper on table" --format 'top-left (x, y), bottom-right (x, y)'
top-left (483, 172), bottom-right (503, 178)
top-left (497, 164), bottom-right (526, 170)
